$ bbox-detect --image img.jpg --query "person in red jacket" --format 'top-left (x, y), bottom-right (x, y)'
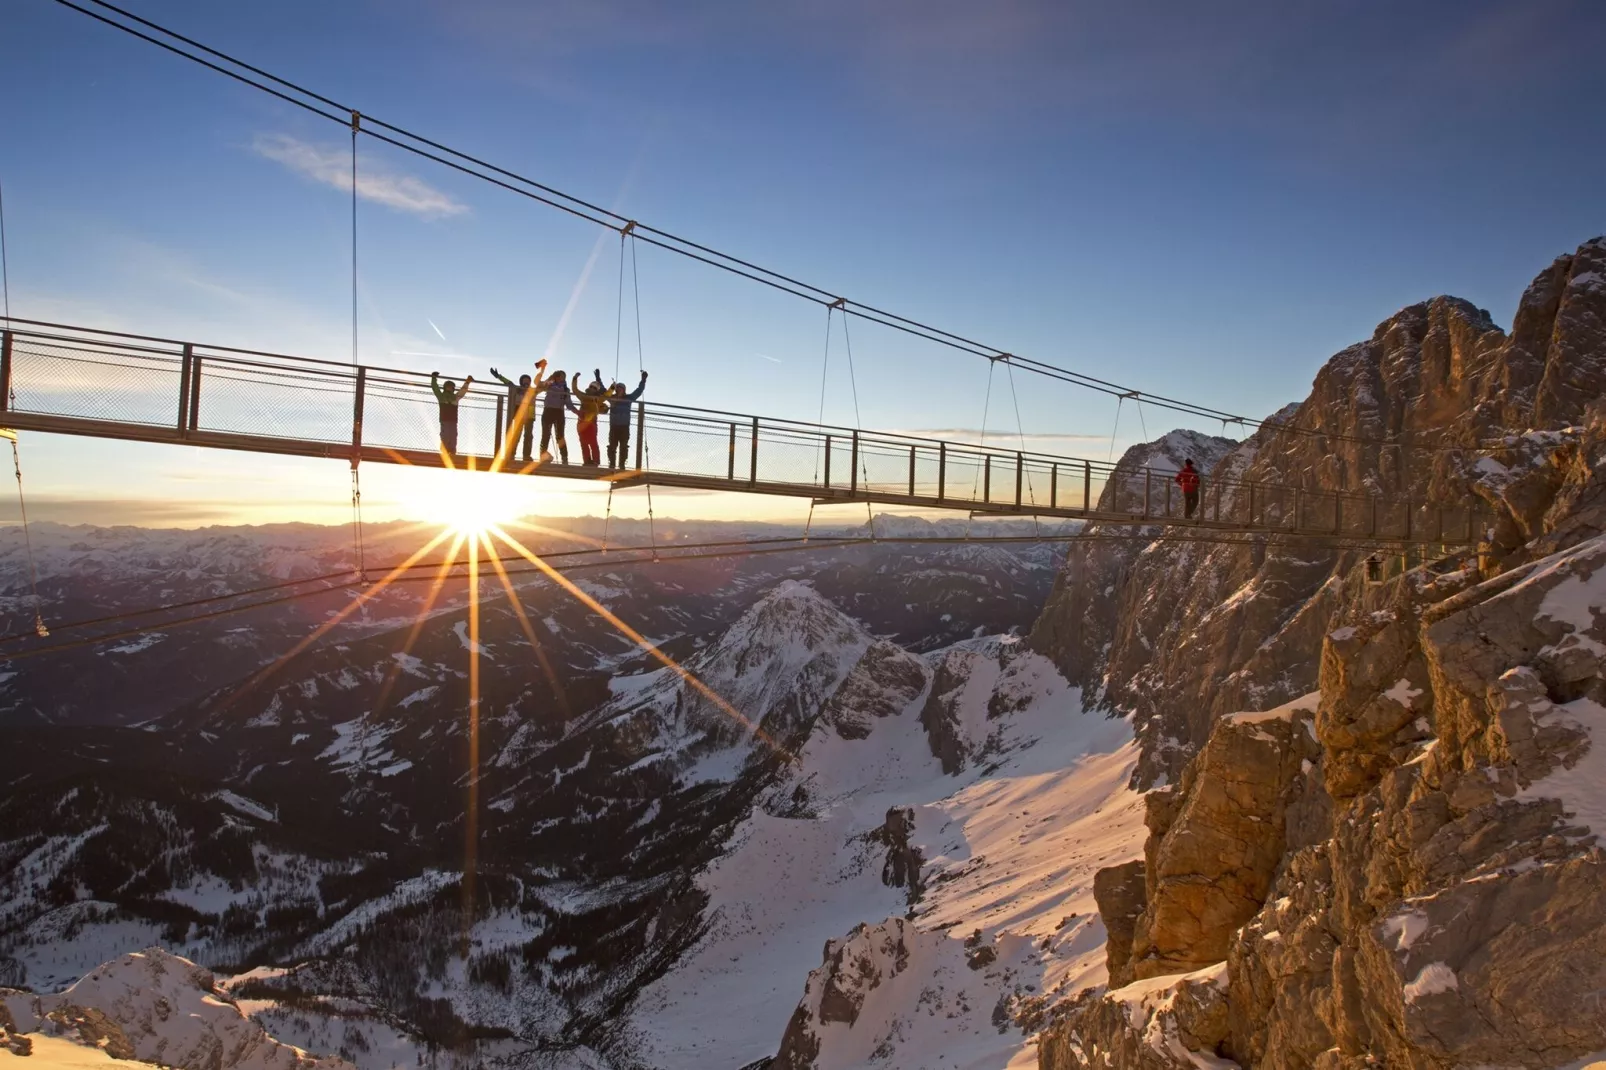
top-left (1176, 458), bottom-right (1202, 519)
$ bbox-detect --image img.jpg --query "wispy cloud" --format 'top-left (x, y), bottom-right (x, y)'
top-left (251, 133), bottom-right (468, 219)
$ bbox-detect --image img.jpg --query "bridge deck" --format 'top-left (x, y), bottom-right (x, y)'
top-left (0, 320), bottom-right (1485, 546)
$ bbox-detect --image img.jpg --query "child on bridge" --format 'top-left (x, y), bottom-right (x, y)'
top-left (577, 371), bottom-right (611, 466)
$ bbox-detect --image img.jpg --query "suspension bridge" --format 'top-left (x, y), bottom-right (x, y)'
top-left (0, 319), bottom-right (1485, 546)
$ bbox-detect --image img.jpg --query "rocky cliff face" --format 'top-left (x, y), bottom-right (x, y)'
top-left (1039, 238), bottom-right (1606, 1069)
top-left (1032, 237), bottom-right (1606, 790)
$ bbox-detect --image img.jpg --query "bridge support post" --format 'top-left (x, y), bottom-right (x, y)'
top-left (824, 434), bottom-right (832, 490)
top-left (176, 343), bottom-right (193, 434)
top-left (352, 367), bottom-right (367, 466)
top-left (938, 443), bottom-right (946, 502)
top-left (727, 422), bottom-right (737, 481)
top-left (1213, 479), bottom-right (1221, 521)
top-left (908, 446), bottom-right (916, 497)
top-left (494, 394), bottom-right (504, 457)
top-left (1249, 484), bottom-right (1256, 527)
top-left (750, 417), bottom-right (758, 486)
top-left (1143, 469), bottom-right (1151, 519)
top-left (983, 455), bottom-right (991, 503)
top-left (1083, 461), bottom-right (1090, 512)
top-left (1371, 497), bottom-right (1378, 537)
top-left (850, 431), bottom-right (859, 495)
top-left (0, 330), bottom-right (13, 413)
top-left (1333, 493), bottom-right (1341, 535)
top-left (1015, 452), bottom-right (1023, 508)
top-left (187, 354), bottom-right (202, 433)
top-left (1294, 487), bottom-right (1303, 531)
top-left (635, 404), bottom-right (645, 470)
top-left (1164, 476), bottom-right (1171, 517)
top-left (1050, 463), bottom-right (1057, 509)
top-left (1405, 502), bottom-right (1413, 542)
top-left (1434, 507), bottom-right (1443, 543)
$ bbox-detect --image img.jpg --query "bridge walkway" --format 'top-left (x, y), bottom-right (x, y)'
top-left (0, 321), bottom-right (1486, 546)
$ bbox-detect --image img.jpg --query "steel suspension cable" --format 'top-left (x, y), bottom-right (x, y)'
top-left (838, 312), bottom-right (875, 537)
top-left (7, 437), bottom-right (47, 637)
top-left (1004, 361), bottom-right (1040, 537)
top-left (44, 0), bottom-right (1477, 458)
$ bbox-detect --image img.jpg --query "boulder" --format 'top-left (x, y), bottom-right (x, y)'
top-left (1124, 698), bottom-right (1319, 981)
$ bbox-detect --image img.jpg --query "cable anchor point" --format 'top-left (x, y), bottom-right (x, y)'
top-left (350, 110), bottom-right (361, 133)
top-left (828, 297), bottom-right (847, 311)
top-left (619, 220), bottom-right (637, 237)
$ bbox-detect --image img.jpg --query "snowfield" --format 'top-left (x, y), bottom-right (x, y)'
top-left (624, 639), bottom-right (1142, 1069)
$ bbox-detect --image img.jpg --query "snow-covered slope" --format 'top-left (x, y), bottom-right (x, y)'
top-left (2, 948), bottom-right (351, 1069)
top-left (623, 637), bottom-right (1141, 1069)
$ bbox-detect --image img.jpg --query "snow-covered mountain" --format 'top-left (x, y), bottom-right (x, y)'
top-left (0, 513), bottom-right (1094, 1068)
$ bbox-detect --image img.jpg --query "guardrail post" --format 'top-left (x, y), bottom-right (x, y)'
top-left (635, 404), bottom-right (645, 470)
top-left (824, 434), bottom-right (832, 489)
top-left (187, 354), bottom-right (203, 432)
top-left (1015, 452), bottom-right (1023, 508)
top-left (1405, 502), bottom-right (1413, 541)
top-left (1370, 497), bottom-right (1378, 537)
top-left (850, 431), bottom-right (859, 495)
top-left (1050, 463), bottom-right (1058, 509)
top-left (1143, 469), bottom-right (1151, 519)
top-left (1213, 480), bottom-right (1222, 521)
top-left (352, 366), bottom-right (367, 463)
top-left (1434, 506), bottom-right (1443, 542)
top-left (983, 455), bottom-right (991, 503)
top-left (1294, 487), bottom-right (1303, 531)
top-left (494, 394), bottom-right (504, 455)
top-left (908, 446), bottom-right (916, 497)
top-left (0, 330), bottom-right (10, 413)
top-left (176, 343), bottom-right (193, 433)
top-left (938, 443), bottom-right (946, 502)
top-left (1333, 493), bottom-right (1341, 535)
top-left (1249, 484), bottom-right (1256, 527)
top-left (749, 417), bottom-right (759, 486)
top-left (1083, 461), bottom-right (1090, 512)
top-left (1164, 475), bottom-right (1172, 517)
top-left (727, 422), bottom-right (737, 480)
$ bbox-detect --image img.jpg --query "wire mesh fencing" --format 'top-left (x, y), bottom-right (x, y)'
top-left (0, 321), bottom-right (1492, 544)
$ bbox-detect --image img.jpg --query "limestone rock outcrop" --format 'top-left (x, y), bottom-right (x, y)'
top-left (1030, 238), bottom-right (1606, 789)
top-left (1123, 699), bottom-right (1320, 982)
top-left (1039, 238), bottom-right (1606, 1070)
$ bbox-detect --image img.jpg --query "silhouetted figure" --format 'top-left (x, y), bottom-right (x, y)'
top-left (532, 360), bottom-right (579, 464)
top-left (489, 366), bottom-right (535, 462)
top-left (429, 372), bottom-right (473, 456)
top-left (1176, 458), bottom-right (1201, 519)
top-left (577, 369), bottom-right (610, 466)
top-left (607, 371), bottom-right (648, 470)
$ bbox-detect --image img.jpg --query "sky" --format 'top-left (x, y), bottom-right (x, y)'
top-left (0, 0), bottom-right (1604, 528)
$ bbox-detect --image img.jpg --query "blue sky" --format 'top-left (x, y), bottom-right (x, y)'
top-left (1, 0), bottom-right (1604, 526)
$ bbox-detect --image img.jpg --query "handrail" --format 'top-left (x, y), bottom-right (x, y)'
top-left (0, 319), bottom-right (1491, 541)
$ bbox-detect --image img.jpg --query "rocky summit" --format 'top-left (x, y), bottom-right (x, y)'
top-left (1036, 239), bottom-right (1606, 1068)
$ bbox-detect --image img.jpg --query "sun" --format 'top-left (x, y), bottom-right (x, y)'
top-left (406, 470), bottom-right (524, 535)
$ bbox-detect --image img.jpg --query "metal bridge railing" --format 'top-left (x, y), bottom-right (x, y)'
top-left (0, 320), bottom-right (1488, 543)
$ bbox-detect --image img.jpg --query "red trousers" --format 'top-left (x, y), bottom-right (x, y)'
top-left (578, 421), bottom-right (601, 465)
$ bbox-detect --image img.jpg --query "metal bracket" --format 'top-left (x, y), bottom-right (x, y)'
top-left (620, 220), bottom-right (637, 237)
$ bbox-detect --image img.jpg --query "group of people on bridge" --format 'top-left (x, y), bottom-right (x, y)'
top-left (429, 361), bottom-right (648, 470)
